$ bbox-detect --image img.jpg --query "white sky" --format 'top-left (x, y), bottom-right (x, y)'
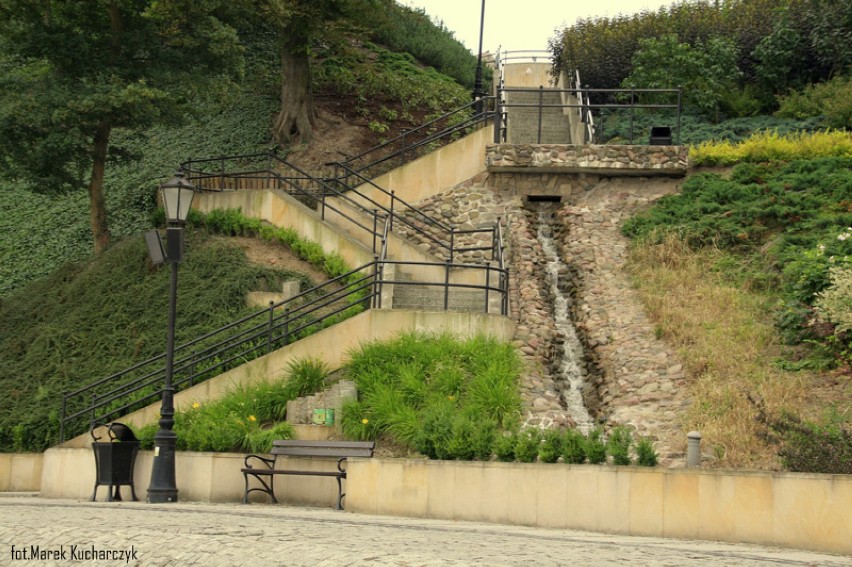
top-left (397, 0), bottom-right (678, 54)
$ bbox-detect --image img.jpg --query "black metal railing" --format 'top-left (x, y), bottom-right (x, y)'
top-left (60, 263), bottom-right (376, 443)
top-left (183, 150), bottom-right (502, 265)
top-left (496, 84), bottom-right (682, 145)
top-left (59, 253), bottom-right (509, 444)
top-left (334, 98), bottom-right (496, 180)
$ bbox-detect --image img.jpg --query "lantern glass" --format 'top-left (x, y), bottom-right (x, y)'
top-left (160, 173), bottom-right (195, 224)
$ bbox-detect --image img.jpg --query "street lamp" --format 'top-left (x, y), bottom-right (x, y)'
top-left (146, 170), bottom-right (194, 504)
top-left (473, 0), bottom-right (486, 115)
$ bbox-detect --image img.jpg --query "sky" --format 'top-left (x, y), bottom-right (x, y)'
top-left (397, 0), bottom-right (678, 54)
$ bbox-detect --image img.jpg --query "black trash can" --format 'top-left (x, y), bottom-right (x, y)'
top-left (90, 422), bottom-right (139, 502)
top-left (649, 126), bottom-right (673, 145)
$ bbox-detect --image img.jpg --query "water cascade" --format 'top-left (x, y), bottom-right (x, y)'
top-left (535, 209), bottom-right (594, 431)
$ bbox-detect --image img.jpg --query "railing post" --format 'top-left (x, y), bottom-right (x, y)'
top-left (485, 261), bottom-right (491, 314)
top-left (372, 209), bottom-right (379, 254)
top-left (444, 260), bottom-right (451, 311)
top-left (372, 256), bottom-right (380, 309)
top-left (267, 300), bottom-right (275, 353)
top-left (630, 86), bottom-right (635, 145)
top-left (401, 129), bottom-right (408, 163)
top-left (321, 181), bottom-right (327, 221)
top-left (677, 86), bottom-right (683, 145)
top-left (502, 268), bottom-right (510, 316)
top-left (537, 85), bottom-right (544, 144)
top-left (449, 227), bottom-right (456, 264)
top-left (389, 191), bottom-right (395, 233)
top-left (220, 157), bottom-right (225, 190)
top-left (494, 91), bottom-right (502, 144)
top-left (90, 393), bottom-right (97, 432)
top-left (60, 395), bottom-right (66, 443)
top-left (283, 307), bottom-right (290, 346)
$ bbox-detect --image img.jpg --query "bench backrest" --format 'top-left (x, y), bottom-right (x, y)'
top-left (271, 440), bottom-right (375, 459)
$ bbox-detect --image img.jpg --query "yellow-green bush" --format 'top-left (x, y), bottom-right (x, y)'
top-left (690, 129), bottom-right (852, 166)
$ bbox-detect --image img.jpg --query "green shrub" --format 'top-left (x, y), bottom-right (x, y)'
top-left (538, 429), bottom-right (564, 463)
top-left (514, 429), bottom-right (541, 463)
top-left (585, 428), bottom-right (607, 464)
top-left (775, 76), bottom-right (852, 129)
top-left (636, 437), bottom-right (659, 467)
top-left (561, 429), bottom-right (587, 464)
top-left (763, 410), bottom-right (852, 474)
top-left (607, 426), bottom-right (634, 465)
top-left (494, 431), bottom-right (517, 462)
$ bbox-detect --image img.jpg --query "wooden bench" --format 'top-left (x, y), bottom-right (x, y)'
top-left (241, 440), bottom-right (375, 510)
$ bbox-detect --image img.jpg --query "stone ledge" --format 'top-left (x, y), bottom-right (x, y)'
top-left (486, 143), bottom-right (688, 177)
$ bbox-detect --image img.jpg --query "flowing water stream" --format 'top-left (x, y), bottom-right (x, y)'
top-left (535, 209), bottom-right (594, 432)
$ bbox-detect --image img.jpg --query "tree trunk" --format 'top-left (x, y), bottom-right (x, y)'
top-left (89, 120), bottom-right (112, 254)
top-left (273, 45), bottom-right (316, 146)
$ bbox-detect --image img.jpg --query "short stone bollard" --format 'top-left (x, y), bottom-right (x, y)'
top-left (687, 431), bottom-right (702, 467)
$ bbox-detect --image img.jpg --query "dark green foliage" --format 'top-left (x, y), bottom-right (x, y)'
top-left (607, 426), bottom-right (633, 466)
top-left (494, 431), bottom-right (517, 462)
top-left (514, 428), bottom-right (541, 463)
top-left (622, 34), bottom-right (739, 119)
top-left (551, 0), bottom-right (850, 109)
top-left (622, 158), bottom-right (852, 366)
top-left (775, 76), bottom-right (852, 129)
top-left (362, 3), bottom-right (484, 89)
top-left (753, 397), bottom-right (851, 474)
top-left (636, 437), bottom-right (659, 467)
top-left (0, 234), bottom-right (301, 452)
top-left (0, 94), bottom-right (278, 298)
top-left (598, 111), bottom-right (822, 146)
top-left (561, 429), bottom-right (587, 464)
top-left (538, 429), bottom-right (563, 464)
top-left (585, 428), bottom-right (607, 464)
top-left (343, 332), bottom-right (521, 460)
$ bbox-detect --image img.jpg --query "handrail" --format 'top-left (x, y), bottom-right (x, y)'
top-left (496, 85), bottom-right (682, 145)
top-left (336, 98), bottom-right (496, 180)
top-left (59, 256), bottom-right (509, 443)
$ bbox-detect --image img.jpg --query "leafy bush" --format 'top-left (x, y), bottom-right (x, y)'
top-left (607, 426), bottom-right (633, 465)
top-left (585, 428), bottom-right (608, 464)
top-left (514, 428), bottom-right (541, 463)
top-left (561, 429), bottom-right (587, 464)
top-left (689, 130), bottom-right (852, 166)
top-left (538, 429), bottom-right (564, 463)
top-left (636, 437), bottom-right (659, 467)
top-left (494, 430), bottom-right (517, 462)
top-left (775, 76), bottom-right (852, 129)
top-left (754, 400), bottom-right (852, 474)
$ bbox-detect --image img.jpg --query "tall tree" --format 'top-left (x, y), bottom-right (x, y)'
top-left (269, 0), bottom-right (347, 146)
top-left (0, 0), bottom-right (243, 253)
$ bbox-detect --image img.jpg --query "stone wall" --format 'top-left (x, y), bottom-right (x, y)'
top-left (396, 170), bottom-right (692, 463)
top-left (486, 144), bottom-right (688, 177)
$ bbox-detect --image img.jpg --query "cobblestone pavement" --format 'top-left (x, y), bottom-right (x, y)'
top-left (0, 496), bottom-right (849, 566)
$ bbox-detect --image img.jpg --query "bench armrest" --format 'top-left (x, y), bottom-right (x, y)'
top-left (243, 454), bottom-right (276, 470)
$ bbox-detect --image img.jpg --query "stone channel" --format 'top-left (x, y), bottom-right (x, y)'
top-left (395, 171), bottom-right (692, 464)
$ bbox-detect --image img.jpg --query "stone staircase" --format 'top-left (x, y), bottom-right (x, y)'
top-left (506, 88), bottom-right (573, 144)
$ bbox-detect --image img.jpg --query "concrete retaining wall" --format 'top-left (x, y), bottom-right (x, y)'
top-left (346, 458), bottom-right (852, 555)
top-left (0, 453), bottom-right (43, 492)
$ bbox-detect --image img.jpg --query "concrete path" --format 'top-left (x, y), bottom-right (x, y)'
top-left (0, 496), bottom-right (849, 566)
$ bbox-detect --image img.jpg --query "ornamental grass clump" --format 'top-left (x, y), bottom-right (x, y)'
top-left (636, 437), bottom-right (659, 467)
top-left (342, 332), bottom-right (521, 460)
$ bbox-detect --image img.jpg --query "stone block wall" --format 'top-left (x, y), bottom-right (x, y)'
top-left (486, 144), bottom-right (688, 176)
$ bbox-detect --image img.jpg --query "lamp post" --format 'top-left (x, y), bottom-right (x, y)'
top-left (473, 0), bottom-right (486, 115)
top-left (147, 170), bottom-right (194, 504)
